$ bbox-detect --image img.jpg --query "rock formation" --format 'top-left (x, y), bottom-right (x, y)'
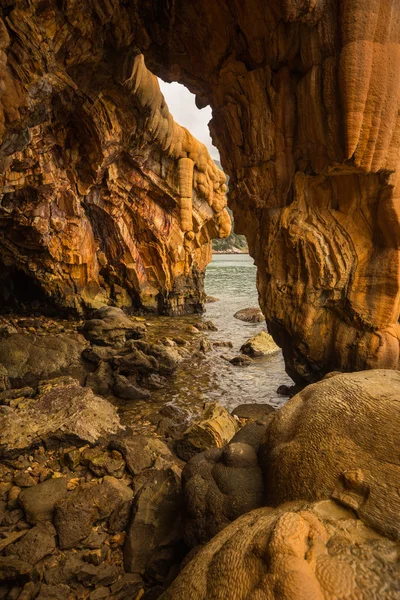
top-left (260, 369), bottom-right (400, 541)
top-left (160, 500), bottom-right (400, 600)
top-left (136, 0), bottom-right (400, 381)
top-left (0, 6), bottom-right (230, 315)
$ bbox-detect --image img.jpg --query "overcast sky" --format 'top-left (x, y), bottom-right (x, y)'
top-left (158, 79), bottom-right (219, 160)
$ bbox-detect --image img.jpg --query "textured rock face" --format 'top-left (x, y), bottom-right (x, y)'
top-left (0, 5), bottom-right (230, 315)
top-left (161, 500), bottom-right (400, 600)
top-left (260, 370), bottom-right (400, 540)
top-left (136, 0), bottom-right (400, 381)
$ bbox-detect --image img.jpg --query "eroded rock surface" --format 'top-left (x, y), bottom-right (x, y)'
top-left (0, 5), bottom-right (230, 315)
top-left (260, 370), bottom-right (400, 540)
top-left (160, 500), bottom-right (400, 600)
top-left (137, 0), bottom-right (400, 381)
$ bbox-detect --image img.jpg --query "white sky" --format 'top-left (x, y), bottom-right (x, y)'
top-left (158, 79), bottom-right (220, 160)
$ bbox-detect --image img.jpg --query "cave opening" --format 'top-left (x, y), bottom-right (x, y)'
top-left (0, 262), bottom-right (57, 316)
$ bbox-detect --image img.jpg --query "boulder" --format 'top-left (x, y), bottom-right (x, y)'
top-left (182, 422), bottom-right (267, 547)
top-left (0, 333), bottom-right (87, 388)
top-left (54, 476), bottom-right (133, 549)
top-left (229, 355), bottom-right (252, 366)
top-left (232, 403), bottom-right (275, 422)
top-left (175, 402), bottom-right (239, 461)
top-left (160, 500), bottom-right (400, 600)
top-left (233, 307), bottom-right (264, 323)
top-left (0, 556), bottom-right (31, 583)
top-left (240, 331), bottom-right (279, 358)
top-left (81, 307), bottom-right (146, 347)
top-left (19, 477), bottom-right (68, 525)
top-left (6, 523), bottom-right (56, 565)
top-left (0, 377), bottom-right (123, 457)
top-left (113, 374), bottom-right (151, 401)
top-left (260, 370), bottom-right (400, 540)
top-left (109, 436), bottom-right (175, 476)
top-left (124, 466), bottom-right (182, 579)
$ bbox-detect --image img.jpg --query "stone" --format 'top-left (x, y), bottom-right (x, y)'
top-left (0, 377), bottom-right (123, 457)
top-left (231, 403), bottom-right (275, 422)
top-left (7, 486), bottom-right (21, 510)
top-left (19, 477), bottom-right (67, 525)
top-left (0, 366), bottom-right (9, 393)
top-left (0, 334), bottom-right (87, 388)
top-left (193, 320), bottom-right (218, 332)
top-left (81, 307), bottom-right (146, 347)
top-left (229, 355), bottom-right (252, 367)
top-left (80, 447), bottom-right (126, 478)
top-left (54, 476), bottom-right (133, 549)
top-left (182, 439), bottom-right (264, 547)
top-left (0, 556), bottom-right (31, 582)
top-left (12, 473), bottom-right (36, 488)
top-left (35, 584), bottom-right (71, 600)
top-left (260, 370), bottom-right (400, 540)
top-left (240, 331), bottom-right (280, 358)
top-left (85, 361), bottom-right (115, 397)
top-left (124, 467), bottom-right (182, 577)
top-left (6, 523), bottom-right (56, 565)
top-left (109, 436), bottom-right (175, 476)
top-left (76, 564), bottom-right (119, 587)
top-left (175, 402), bottom-right (239, 461)
top-left (89, 587), bottom-right (110, 600)
top-left (233, 308), bottom-right (264, 323)
top-left (161, 500), bottom-right (400, 600)
top-left (113, 374), bottom-right (151, 401)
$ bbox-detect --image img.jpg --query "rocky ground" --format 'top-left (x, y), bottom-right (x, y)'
top-left (0, 307), bottom-right (398, 599)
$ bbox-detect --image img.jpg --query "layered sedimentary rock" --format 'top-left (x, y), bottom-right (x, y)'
top-left (136, 0), bottom-right (400, 381)
top-left (0, 6), bottom-right (230, 315)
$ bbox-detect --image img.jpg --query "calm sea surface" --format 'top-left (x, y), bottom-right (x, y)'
top-left (121, 254), bottom-right (292, 424)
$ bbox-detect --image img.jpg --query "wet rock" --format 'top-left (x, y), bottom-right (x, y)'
top-left (6, 523), bottom-right (56, 565)
top-left (229, 355), bottom-right (252, 366)
top-left (233, 307), bottom-right (264, 323)
top-left (54, 476), bottom-right (133, 549)
top-left (132, 341), bottom-right (183, 375)
top-left (85, 361), bottom-right (114, 397)
top-left (82, 346), bottom-right (119, 364)
top-left (113, 347), bottom-right (158, 375)
top-left (109, 436), bottom-right (174, 476)
top-left (276, 383), bottom-right (303, 397)
top-left (19, 477), bottom-right (67, 525)
top-left (232, 403), bottom-right (275, 422)
top-left (80, 447), bottom-right (125, 478)
top-left (175, 402), bottom-right (239, 461)
top-left (124, 467), bottom-right (182, 578)
top-left (205, 296), bottom-right (219, 303)
top-left (113, 374), bottom-right (151, 401)
top-left (194, 320), bottom-right (218, 332)
top-left (182, 428), bottom-right (265, 547)
top-left (240, 331), bottom-right (279, 357)
top-left (0, 377), bottom-right (123, 457)
top-left (81, 307), bottom-right (146, 347)
top-left (212, 340), bottom-right (233, 348)
top-left (0, 334), bottom-right (87, 388)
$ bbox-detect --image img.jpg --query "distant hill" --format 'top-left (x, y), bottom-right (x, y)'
top-left (212, 161), bottom-right (248, 254)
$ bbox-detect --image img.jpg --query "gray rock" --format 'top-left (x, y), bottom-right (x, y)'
top-left (0, 333), bottom-right (87, 388)
top-left (19, 477), bottom-right (67, 525)
top-left (232, 403), bottom-right (275, 422)
top-left (7, 523), bottom-right (56, 565)
top-left (0, 377), bottom-right (123, 457)
top-left (54, 477), bottom-right (133, 549)
top-left (124, 467), bottom-right (182, 577)
top-left (113, 374), bottom-right (151, 401)
top-left (233, 307), bottom-right (264, 323)
top-left (81, 307), bottom-right (146, 347)
top-left (110, 436), bottom-right (174, 476)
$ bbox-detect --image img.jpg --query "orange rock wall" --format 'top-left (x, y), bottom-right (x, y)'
top-left (0, 4), bottom-right (229, 314)
top-left (137, 0), bottom-right (400, 381)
